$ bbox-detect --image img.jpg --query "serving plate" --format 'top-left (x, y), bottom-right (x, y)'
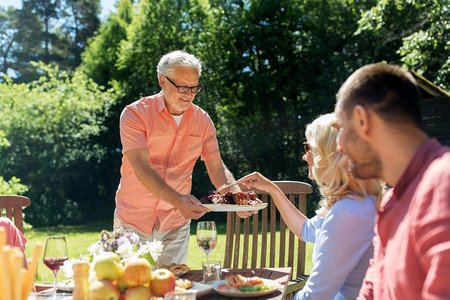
top-left (202, 203), bottom-right (268, 212)
top-left (190, 281), bottom-right (213, 298)
top-left (211, 278), bottom-right (281, 298)
top-left (56, 279), bottom-right (74, 292)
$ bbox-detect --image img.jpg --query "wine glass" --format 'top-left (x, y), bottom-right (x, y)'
top-left (43, 236), bottom-right (68, 297)
top-left (196, 221), bottom-right (217, 266)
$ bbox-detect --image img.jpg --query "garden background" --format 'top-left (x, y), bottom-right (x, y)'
top-left (0, 0), bottom-right (448, 281)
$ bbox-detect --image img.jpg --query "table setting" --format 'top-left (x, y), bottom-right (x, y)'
top-left (28, 226), bottom-right (291, 300)
top-left (18, 190), bottom-right (290, 299)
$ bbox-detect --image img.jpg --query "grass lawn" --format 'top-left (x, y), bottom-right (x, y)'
top-left (24, 220), bottom-right (313, 284)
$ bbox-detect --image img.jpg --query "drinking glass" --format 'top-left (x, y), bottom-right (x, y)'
top-left (202, 260), bottom-right (221, 283)
top-left (196, 221), bottom-right (217, 268)
top-left (43, 236), bottom-right (68, 297)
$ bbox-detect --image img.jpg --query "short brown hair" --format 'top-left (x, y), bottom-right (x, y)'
top-left (336, 63), bottom-right (422, 128)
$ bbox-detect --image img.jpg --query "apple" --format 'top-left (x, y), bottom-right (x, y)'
top-left (93, 252), bottom-right (123, 281)
top-left (125, 286), bottom-right (151, 300)
top-left (116, 276), bottom-right (128, 293)
top-left (89, 279), bottom-right (120, 300)
top-left (150, 268), bottom-right (176, 297)
top-left (123, 258), bottom-right (152, 287)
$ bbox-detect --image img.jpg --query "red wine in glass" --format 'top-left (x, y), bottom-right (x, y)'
top-left (44, 257), bottom-right (68, 272)
top-left (43, 236), bottom-right (68, 297)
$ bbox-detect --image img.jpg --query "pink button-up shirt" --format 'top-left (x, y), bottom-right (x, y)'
top-left (358, 139), bottom-right (450, 299)
top-left (115, 93), bottom-right (221, 233)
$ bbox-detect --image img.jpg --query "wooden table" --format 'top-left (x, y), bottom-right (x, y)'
top-left (180, 267), bottom-right (292, 299)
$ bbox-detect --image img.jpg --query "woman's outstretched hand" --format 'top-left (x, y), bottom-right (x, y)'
top-left (236, 171), bottom-right (275, 193)
top-left (234, 171), bottom-right (275, 218)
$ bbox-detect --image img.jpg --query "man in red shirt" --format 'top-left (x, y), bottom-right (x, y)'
top-left (334, 63), bottom-right (450, 299)
top-left (115, 50), bottom-right (244, 266)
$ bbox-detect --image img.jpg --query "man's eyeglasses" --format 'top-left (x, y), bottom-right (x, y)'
top-left (164, 75), bottom-right (202, 94)
top-left (303, 142), bottom-right (311, 153)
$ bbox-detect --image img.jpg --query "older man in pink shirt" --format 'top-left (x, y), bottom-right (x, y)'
top-left (334, 63), bottom-right (450, 299)
top-left (115, 50), bottom-right (245, 266)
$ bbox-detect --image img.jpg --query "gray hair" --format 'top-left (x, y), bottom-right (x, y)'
top-left (157, 50), bottom-right (202, 78)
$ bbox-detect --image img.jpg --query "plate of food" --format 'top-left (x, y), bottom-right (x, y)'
top-left (175, 278), bottom-right (212, 298)
top-left (211, 275), bottom-right (281, 298)
top-left (161, 263), bottom-right (191, 277)
top-left (200, 190), bottom-right (267, 212)
top-left (202, 203), bottom-right (268, 212)
top-left (56, 279), bottom-right (74, 292)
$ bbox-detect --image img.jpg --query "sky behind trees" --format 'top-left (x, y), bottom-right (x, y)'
top-left (2, 0), bottom-right (117, 19)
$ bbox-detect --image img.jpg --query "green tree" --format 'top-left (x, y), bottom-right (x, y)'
top-left (200, 0), bottom-right (375, 178)
top-left (60, 0), bottom-right (100, 67)
top-left (0, 131), bottom-right (28, 195)
top-left (0, 7), bottom-right (19, 76)
top-left (81, 0), bottom-right (133, 87)
top-left (115, 0), bottom-right (208, 102)
top-left (0, 64), bottom-right (116, 226)
top-left (355, 0), bottom-right (449, 89)
top-left (2, 3), bottom-right (42, 82)
top-left (0, 0), bottom-right (100, 82)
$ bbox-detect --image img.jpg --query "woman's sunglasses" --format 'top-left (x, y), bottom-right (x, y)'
top-left (303, 142), bottom-right (311, 153)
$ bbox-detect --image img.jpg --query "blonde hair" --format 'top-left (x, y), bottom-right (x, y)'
top-left (305, 113), bottom-right (383, 217)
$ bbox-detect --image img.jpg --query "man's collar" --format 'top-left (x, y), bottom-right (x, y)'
top-left (156, 92), bottom-right (166, 113)
top-left (156, 91), bottom-right (194, 116)
top-left (392, 138), bottom-right (440, 198)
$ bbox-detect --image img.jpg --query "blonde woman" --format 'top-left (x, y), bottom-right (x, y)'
top-left (237, 113), bottom-right (383, 300)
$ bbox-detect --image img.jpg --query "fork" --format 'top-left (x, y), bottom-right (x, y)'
top-left (215, 182), bottom-right (238, 194)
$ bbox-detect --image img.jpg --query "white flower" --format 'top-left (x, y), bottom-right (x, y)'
top-left (149, 239), bottom-right (164, 260)
top-left (85, 228), bottom-right (163, 272)
top-left (61, 256), bottom-right (90, 278)
top-left (61, 258), bottom-right (77, 278)
top-left (116, 241), bottom-right (135, 261)
top-left (128, 232), bottom-right (140, 245)
top-left (87, 241), bottom-right (104, 257)
top-left (137, 239), bottom-right (164, 263)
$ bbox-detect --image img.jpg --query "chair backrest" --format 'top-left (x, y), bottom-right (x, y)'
top-left (0, 195), bottom-right (31, 233)
top-left (224, 181), bottom-right (312, 279)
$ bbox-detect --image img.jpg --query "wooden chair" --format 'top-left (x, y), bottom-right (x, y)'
top-left (223, 181), bottom-right (313, 299)
top-left (0, 195), bottom-right (31, 233)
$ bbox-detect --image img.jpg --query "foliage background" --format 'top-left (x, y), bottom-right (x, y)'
top-left (0, 0), bottom-right (449, 226)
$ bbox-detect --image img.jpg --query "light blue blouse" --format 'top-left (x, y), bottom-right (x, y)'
top-left (295, 195), bottom-right (376, 300)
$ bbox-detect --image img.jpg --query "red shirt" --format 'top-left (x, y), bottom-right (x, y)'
top-left (358, 139), bottom-right (450, 299)
top-left (115, 93), bottom-right (221, 233)
top-left (0, 217), bottom-right (27, 251)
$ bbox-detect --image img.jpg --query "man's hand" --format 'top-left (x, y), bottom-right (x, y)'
top-left (176, 195), bottom-right (210, 220)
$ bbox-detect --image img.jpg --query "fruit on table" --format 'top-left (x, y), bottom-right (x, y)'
top-left (116, 276), bottom-right (128, 293)
top-left (89, 279), bottom-right (120, 300)
top-left (125, 286), bottom-right (151, 300)
top-left (150, 268), bottom-right (176, 297)
top-left (123, 258), bottom-right (152, 287)
top-left (93, 252), bottom-right (123, 281)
